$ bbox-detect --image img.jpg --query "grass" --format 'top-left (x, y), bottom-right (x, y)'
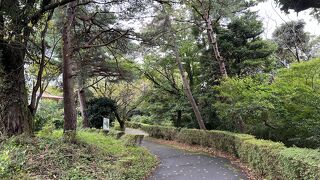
top-left (0, 129), bottom-right (157, 180)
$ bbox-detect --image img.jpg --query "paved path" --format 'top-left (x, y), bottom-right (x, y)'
top-left (125, 128), bottom-right (248, 180)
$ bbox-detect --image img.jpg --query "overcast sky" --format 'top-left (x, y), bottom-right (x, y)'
top-left (252, 0), bottom-right (320, 39)
top-left (122, 0), bottom-right (320, 40)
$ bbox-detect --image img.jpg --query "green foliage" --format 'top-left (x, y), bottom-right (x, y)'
top-left (76, 131), bottom-right (157, 179)
top-left (126, 122), bottom-right (142, 129)
top-left (177, 129), bottom-right (210, 146)
top-left (0, 130), bottom-right (157, 179)
top-left (36, 123), bottom-right (55, 137)
top-left (112, 121), bottom-right (122, 131)
top-left (0, 136), bottom-right (27, 178)
top-left (126, 122), bottom-right (179, 140)
top-left (87, 97), bottom-right (117, 129)
top-left (278, 148), bottom-right (320, 179)
top-left (34, 99), bottom-right (64, 131)
top-left (218, 11), bottom-right (277, 75)
top-left (138, 0), bottom-right (277, 130)
top-left (138, 53), bottom-right (193, 127)
top-left (142, 124), bottom-right (179, 140)
top-left (130, 115), bottom-right (154, 124)
top-left (129, 122), bottom-right (320, 179)
top-left (214, 58), bottom-right (320, 148)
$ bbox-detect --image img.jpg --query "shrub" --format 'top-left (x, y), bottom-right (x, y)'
top-left (277, 148), bottom-right (320, 179)
top-left (35, 99), bottom-right (64, 131)
top-left (214, 59), bottom-right (320, 148)
top-left (140, 124), bottom-right (179, 140)
top-left (126, 122), bottom-right (142, 129)
top-left (130, 115), bottom-right (153, 124)
top-left (236, 139), bottom-right (285, 178)
top-left (37, 123), bottom-right (55, 137)
top-left (87, 97), bottom-right (117, 129)
top-left (176, 129), bottom-right (209, 146)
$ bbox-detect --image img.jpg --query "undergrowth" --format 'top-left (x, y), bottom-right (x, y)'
top-left (0, 130), bottom-right (157, 180)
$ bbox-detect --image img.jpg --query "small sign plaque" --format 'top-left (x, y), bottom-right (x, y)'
top-left (103, 117), bottom-right (110, 131)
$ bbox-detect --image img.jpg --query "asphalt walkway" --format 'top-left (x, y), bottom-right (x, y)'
top-left (125, 128), bottom-right (248, 180)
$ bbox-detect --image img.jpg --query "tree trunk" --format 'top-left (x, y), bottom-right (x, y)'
top-left (237, 115), bottom-right (245, 133)
top-left (165, 5), bottom-right (206, 130)
top-left (78, 88), bottom-right (89, 128)
top-left (114, 110), bottom-right (125, 131)
top-left (62, 1), bottom-right (77, 134)
top-left (0, 42), bottom-right (33, 136)
top-left (294, 46), bottom-right (300, 62)
top-left (29, 10), bottom-right (54, 116)
top-left (205, 20), bottom-right (228, 77)
top-left (174, 47), bottom-right (206, 130)
top-left (201, 6), bottom-right (228, 77)
top-left (176, 110), bottom-right (181, 127)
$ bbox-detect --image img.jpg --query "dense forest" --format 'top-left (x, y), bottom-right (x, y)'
top-left (1, 0), bottom-right (320, 149)
top-left (1, 0), bottom-right (320, 179)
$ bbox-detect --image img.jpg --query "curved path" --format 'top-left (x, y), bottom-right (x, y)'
top-left (125, 128), bottom-right (248, 180)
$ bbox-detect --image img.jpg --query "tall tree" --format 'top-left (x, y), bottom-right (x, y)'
top-left (77, 49), bottom-right (131, 129)
top-left (188, 0), bottom-right (228, 77)
top-left (187, 0), bottom-right (264, 77)
top-left (217, 11), bottom-right (276, 75)
top-left (162, 3), bottom-right (206, 129)
top-left (62, 1), bottom-right (77, 135)
top-left (28, 10), bottom-right (56, 116)
top-left (60, 0), bottom-right (136, 132)
top-left (0, 0), bottom-right (75, 136)
top-left (272, 20), bottom-right (310, 64)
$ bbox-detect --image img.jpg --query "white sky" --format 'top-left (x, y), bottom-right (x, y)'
top-left (252, 0), bottom-right (320, 39)
top-left (119, 0), bottom-right (320, 40)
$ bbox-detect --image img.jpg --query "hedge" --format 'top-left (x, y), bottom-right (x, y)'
top-left (126, 122), bottom-right (320, 179)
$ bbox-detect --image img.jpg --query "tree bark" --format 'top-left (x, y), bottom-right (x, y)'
top-left (236, 115), bottom-right (245, 133)
top-left (62, 1), bottom-right (77, 134)
top-left (114, 110), bottom-right (125, 131)
top-left (165, 5), bottom-right (206, 130)
top-left (77, 88), bottom-right (89, 128)
top-left (0, 42), bottom-right (33, 136)
top-left (176, 110), bottom-right (182, 127)
top-left (204, 17), bottom-right (228, 77)
top-left (29, 11), bottom-right (54, 116)
top-left (0, 0), bottom-right (76, 137)
top-left (198, 3), bottom-right (228, 78)
top-left (294, 46), bottom-right (300, 62)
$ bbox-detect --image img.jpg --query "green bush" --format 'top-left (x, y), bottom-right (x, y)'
top-left (176, 129), bottom-right (209, 146)
top-left (236, 139), bottom-right (285, 178)
top-left (214, 59), bottom-right (320, 148)
top-left (277, 148), bottom-right (320, 179)
top-left (36, 123), bottom-right (55, 137)
top-left (130, 122), bottom-right (320, 179)
top-left (130, 115), bottom-right (154, 124)
top-left (35, 99), bottom-right (64, 131)
top-left (126, 122), bottom-right (142, 129)
top-left (87, 97), bottom-right (117, 129)
top-left (141, 124), bottom-right (179, 140)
